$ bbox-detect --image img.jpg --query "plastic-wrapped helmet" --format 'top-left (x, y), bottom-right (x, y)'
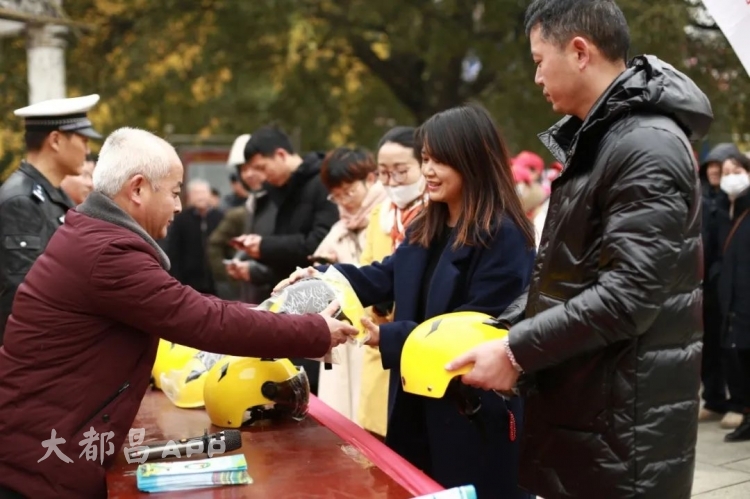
top-left (259, 276), bottom-right (365, 335)
top-left (160, 350), bottom-right (225, 408)
top-left (151, 340), bottom-right (200, 391)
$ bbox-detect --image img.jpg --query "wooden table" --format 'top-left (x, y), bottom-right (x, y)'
top-left (106, 390), bottom-right (444, 498)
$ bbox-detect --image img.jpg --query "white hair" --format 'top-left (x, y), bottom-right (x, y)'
top-left (93, 127), bottom-right (177, 197)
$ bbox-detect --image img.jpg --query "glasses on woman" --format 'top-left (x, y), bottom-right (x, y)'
top-left (377, 167), bottom-right (413, 185)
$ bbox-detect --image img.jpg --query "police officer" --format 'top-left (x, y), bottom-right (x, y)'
top-left (0, 94), bottom-right (102, 344)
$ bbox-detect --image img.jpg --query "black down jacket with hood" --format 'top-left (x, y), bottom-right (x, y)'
top-left (502, 55), bottom-right (713, 499)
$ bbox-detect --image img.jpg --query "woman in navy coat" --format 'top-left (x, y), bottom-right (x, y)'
top-left (279, 104), bottom-right (536, 498)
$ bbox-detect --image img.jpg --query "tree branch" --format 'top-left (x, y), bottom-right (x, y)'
top-left (299, 0), bottom-right (426, 118)
top-left (348, 35), bottom-right (425, 117)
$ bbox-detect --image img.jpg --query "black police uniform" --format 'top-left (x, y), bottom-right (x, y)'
top-left (0, 161), bottom-right (74, 344)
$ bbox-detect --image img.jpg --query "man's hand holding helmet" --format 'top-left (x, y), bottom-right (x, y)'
top-left (318, 300), bottom-right (358, 349)
top-left (445, 338), bottom-right (521, 393)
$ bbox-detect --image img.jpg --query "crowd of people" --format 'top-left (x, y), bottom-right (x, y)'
top-left (0, 0), bottom-right (743, 498)
top-left (162, 124), bottom-right (560, 405)
top-left (699, 143), bottom-right (750, 442)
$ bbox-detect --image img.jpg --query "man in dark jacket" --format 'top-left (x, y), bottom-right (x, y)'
top-left (237, 126), bottom-right (339, 393)
top-left (0, 94), bottom-right (101, 345)
top-left (446, 1), bottom-right (713, 498)
top-left (0, 127), bottom-right (357, 499)
top-left (239, 127), bottom-right (338, 277)
top-left (166, 178), bottom-right (223, 295)
top-left (209, 153), bottom-right (278, 304)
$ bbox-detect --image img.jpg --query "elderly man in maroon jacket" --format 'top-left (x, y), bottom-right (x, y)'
top-left (0, 127), bottom-right (357, 499)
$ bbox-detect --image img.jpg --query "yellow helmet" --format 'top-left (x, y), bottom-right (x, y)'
top-left (151, 340), bottom-right (200, 390)
top-left (160, 350), bottom-right (225, 409)
top-left (203, 357), bottom-right (310, 428)
top-left (400, 311), bottom-right (509, 399)
top-left (258, 275), bottom-right (367, 342)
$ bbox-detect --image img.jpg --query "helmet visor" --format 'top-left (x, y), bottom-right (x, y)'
top-left (446, 378), bottom-right (482, 419)
top-left (263, 367), bottom-right (310, 421)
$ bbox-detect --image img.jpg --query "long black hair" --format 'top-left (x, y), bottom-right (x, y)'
top-left (410, 104), bottom-right (536, 249)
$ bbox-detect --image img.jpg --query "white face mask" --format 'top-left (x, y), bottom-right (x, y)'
top-left (385, 176), bottom-right (426, 209)
top-left (720, 173), bottom-right (750, 198)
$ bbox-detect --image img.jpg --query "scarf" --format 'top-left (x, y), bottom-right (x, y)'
top-left (382, 196), bottom-right (426, 250)
top-left (76, 191), bottom-right (171, 270)
top-left (338, 182), bottom-right (388, 231)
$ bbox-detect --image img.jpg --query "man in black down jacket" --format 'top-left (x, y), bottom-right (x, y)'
top-left (446, 1), bottom-right (713, 498)
top-left (239, 126), bottom-right (339, 393)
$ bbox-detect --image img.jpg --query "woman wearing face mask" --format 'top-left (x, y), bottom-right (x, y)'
top-left (356, 126), bottom-right (427, 440)
top-left (720, 156), bottom-right (750, 217)
top-left (314, 147), bottom-right (387, 421)
top-left (717, 153), bottom-right (750, 442)
top-left (276, 105), bottom-right (536, 498)
top-left (378, 127), bottom-right (428, 248)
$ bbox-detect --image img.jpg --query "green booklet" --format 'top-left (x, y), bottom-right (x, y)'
top-left (136, 454), bottom-right (252, 493)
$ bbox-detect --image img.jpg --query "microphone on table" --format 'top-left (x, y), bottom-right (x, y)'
top-left (124, 429), bottom-right (242, 463)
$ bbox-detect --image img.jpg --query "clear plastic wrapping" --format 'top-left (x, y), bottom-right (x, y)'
top-left (160, 350), bottom-right (226, 409)
top-left (256, 267), bottom-right (367, 364)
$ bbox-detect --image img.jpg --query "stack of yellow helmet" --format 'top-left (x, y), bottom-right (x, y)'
top-left (151, 340), bottom-right (199, 391)
top-left (400, 311), bottom-right (509, 411)
top-left (160, 350), bottom-right (226, 409)
top-left (203, 356), bottom-right (310, 428)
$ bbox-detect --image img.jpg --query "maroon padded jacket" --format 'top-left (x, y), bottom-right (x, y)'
top-left (0, 195), bottom-right (330, 498)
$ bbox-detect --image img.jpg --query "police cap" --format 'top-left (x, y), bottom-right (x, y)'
top-left (14, 94), bottom-right (102, 140)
